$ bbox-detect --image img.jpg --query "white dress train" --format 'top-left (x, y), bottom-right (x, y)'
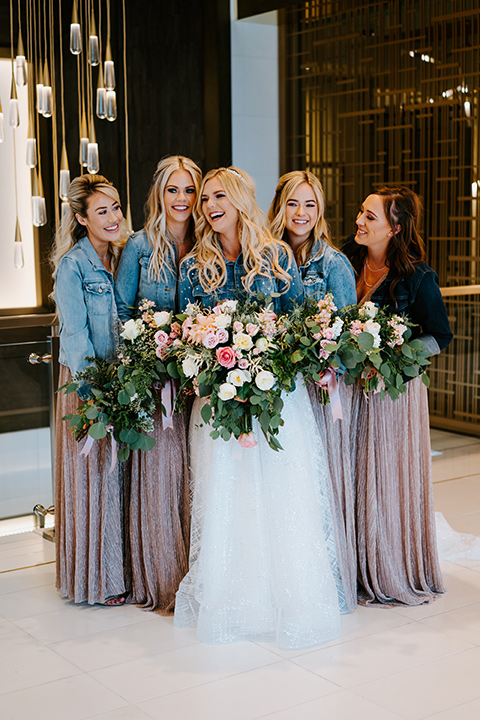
top-left (174, 380), bottom-right (343, 650)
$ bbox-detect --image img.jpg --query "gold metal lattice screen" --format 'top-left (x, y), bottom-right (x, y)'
top-left (281, 0), bottom-right (480, 434)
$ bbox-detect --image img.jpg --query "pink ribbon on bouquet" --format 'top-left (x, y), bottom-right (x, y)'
top-left (161, 379), bottom-right (176, 430)
top-left (80, 425), bottom-right (118, 474)
top-left (315, 368), bottom-right (343, 422)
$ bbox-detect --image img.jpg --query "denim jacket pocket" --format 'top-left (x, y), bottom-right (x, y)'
top-left (84, 281), bottom-right (112, 315)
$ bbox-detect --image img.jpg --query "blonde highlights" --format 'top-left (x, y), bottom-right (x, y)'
top-left (268, 170), bottom-right (331, 266)
top-left (188, 166), bottom-right (293, 293)
top-left (144, 155), bottom-right (202, 282)
top-left (51, 174), bottom-right (128, 278)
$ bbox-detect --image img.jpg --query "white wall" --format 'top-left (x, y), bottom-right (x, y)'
top-left (230, 6), bottom-right (279, 214)
top-left (0, 59), bottom-right (38, 309)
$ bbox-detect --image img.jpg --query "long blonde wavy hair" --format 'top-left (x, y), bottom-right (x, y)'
top-left (51, 174), bottom-right (128, 279)
top-left (268, 170), bottom-right (332, 266)
top-left (187, 166), bottom-right (293, 293)
top-left (144, 155), bottom-right (202, 281)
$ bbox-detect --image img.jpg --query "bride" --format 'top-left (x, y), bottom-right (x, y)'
top-left (174, 166), bottom-right (344, 649)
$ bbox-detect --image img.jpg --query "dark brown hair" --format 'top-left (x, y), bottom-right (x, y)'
top-left (348, 185), bottom-right (426, 299)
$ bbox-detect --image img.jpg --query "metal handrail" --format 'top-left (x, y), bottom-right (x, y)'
top-left (440, 285), bottom-right (480, 297)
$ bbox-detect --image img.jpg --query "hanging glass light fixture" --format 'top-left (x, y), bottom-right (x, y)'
top-left (9, 75), bottom-right (20, 127)
top-left (59, 143), bottom-right (70, 200)
top-left (79, 108), bottom-right (89, 167)
top-left (42, 60), bottom-right (52, 118)
top-left (70, 0), bottom-right (81, 55)
top-left (15, 30), bottom-right (27, 86)
top-left (96, 62), bottom-right (106, 119)
top-left (87, 115), bottom-right (99, 173)
top-left (106, 90), bottom-right (117, 122)
top-left (0, 95), bottom-right (5, 143)
top-left (89, 10), bottom-right (99, 66)
top-left (104, 41), bottom-right (115, 90)
top-left (14, 218), bottom-right (24, 269)
top-left (61, 201), bottom-right (70, 219)
top-left (26, 113), bottom-right (37, 167)
top-left (32, 170), bottom-right (47, 227)
top-left (36, 63), bottom-right (44, 114)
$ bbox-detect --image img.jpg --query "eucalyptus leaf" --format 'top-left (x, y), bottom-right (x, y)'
top-left (88, 422), bottom-right (107, 439)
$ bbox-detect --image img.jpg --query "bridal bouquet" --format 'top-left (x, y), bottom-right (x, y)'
top-left (337, 301), bottom-right (431, 399)
top-left (61, 300), bottom-right (179, 461)
top-left (164, 296), bottom-right (295, 450)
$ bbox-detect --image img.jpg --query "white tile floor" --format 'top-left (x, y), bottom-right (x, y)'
top-left (0, 428), bottom-right (479, 720)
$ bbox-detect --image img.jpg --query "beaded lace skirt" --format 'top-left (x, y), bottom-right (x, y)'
top-left (55, 364), bottom-right (126, 604)
top-left (174, 380), bottom-right (343, 649)
top-left (352, 376), bottom-right (445, 606)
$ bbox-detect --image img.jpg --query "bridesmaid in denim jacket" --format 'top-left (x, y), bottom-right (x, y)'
top-left (52, 174), bottom-right (129, 606)
top-left (115, 156), bottom-right (202, 614)
top-left (268, 171), bottom-right (358, 613)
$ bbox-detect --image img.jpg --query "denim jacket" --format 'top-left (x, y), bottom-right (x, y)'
top-left (343, 237), bottom-right (453, 355)
top-left (55, 235), bottom-right (121, 379)
top-left (115, 230), bottom-right (178, 320)
top-left (299, 237), bottom-right (356, 309)
top-left (178, 243), bottom-right (304, 313)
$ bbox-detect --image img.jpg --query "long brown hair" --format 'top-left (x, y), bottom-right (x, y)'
top-left (348, 185), bottom-right (426, 298)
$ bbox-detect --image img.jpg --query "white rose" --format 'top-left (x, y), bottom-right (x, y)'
top-left (153, 310), bottom-right (171, 327)
top-left (331, 317), bottom-right (344, 339)
top-left (120, 318), bottom-right (143, 341)
top-left (221, 300), bottom-right (237, 313)
top-left (233, 332), bottom-right (253, 351)
top-left (227, 369), bottom-right (247, 387)
top-left (213, 313), bottom-right (231, 329)
top-left (255, 337), bottom-right (269, 352)
top-left (218, 382), bottom-right (236, 401)
top-left (360, 301), bottom-right (378, 319)
top-left (182, 356), bottom-right (199, 378)
top-left (255, 370), bottom-right (275, 391)
top-left (363, 319), bottom-right (381, 348)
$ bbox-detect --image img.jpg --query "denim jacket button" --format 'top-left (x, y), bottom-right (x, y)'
top-left (98, 288), bottom-right (103, 293)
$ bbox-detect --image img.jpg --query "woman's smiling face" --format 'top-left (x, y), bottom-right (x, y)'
top-left (201, 177), bottom-right (239, 236)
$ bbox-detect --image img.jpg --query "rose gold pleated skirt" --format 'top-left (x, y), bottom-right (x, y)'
top-left (55, 364), bottom-right (126, 604)
top-left (352, 376), bottom-right (445, 606)
top-left (308, 379), bottom-right (357, 613)
top-left (124, 403), bottom-right (190, 614)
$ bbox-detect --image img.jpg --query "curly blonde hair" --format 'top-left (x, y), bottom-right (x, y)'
top-left (51, 174), bottom-right (128, 279)
top-left (187, 166), bottom-right (293, 293)
top-left (144, 155), bottom-right (202, 282)
top-left (268, 170), bottom-right (332, 266)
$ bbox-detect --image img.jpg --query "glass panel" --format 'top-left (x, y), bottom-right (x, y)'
top-left (0, 339), bottom-right (53, 520)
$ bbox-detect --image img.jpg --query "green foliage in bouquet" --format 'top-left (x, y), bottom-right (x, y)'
top-left (164, 294), bottom-right (297, 451)
top-left (61, 299), bottom-right (180, 461)
top-left (336, 301), bottom-right (431, 400)
top-left (60, 357), bottom-right (156, 461)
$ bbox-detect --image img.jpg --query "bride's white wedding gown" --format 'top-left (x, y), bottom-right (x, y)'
top-left (174, 380), bottom-right (344, 650)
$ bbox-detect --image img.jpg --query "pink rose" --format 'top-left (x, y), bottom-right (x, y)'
top-left (233, 321), bottom-right (243, 333)
top-left (182, 317), bottom-right (193, 340)
top-left (155, 345), bottom-right (166, 359)
top-left (238, 358), bottom-right (249, 369)
top-left (216, 346), bottom-right (236, 368)
top-left (238, 432), bottom-right (258, 448)
top-left (170, 322), bottom-right (181, 338)
top-left (203, 330), bottom-right (219, 349)
top-left (246, 323), bottom-right (259, 336)
top-left (154, 330), bottom-right (169, 348)
top-left (216, 328), bottom-right (229, 344)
